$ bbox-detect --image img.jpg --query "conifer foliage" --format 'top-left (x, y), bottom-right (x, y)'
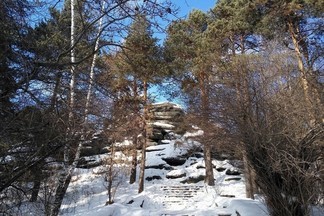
top-left (0, 0), bottom-right (322, 215)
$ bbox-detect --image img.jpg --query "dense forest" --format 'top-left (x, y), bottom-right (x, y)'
top-left (0, 0), bottom-right (323, 215)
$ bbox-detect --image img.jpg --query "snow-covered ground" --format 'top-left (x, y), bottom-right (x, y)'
top-left (57, 135), bottom-right (273, 216)
top-left (13, 129), bottom-right (323, 216)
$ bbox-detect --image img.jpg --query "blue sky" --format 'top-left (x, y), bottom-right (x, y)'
top-left (154, 0), bottom-right (216, 39)
top-left (175, 0), bottom-right (216, 17)
top-left (151, 1), bottom-right (217, 104)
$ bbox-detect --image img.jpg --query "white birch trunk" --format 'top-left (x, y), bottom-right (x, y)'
top-left (51, 2), bottom-right (106, 215)
top-left (84, 2), bottom-right (105, 123)
top-left (51, 1), bottom-right (76, 215)
top-left (63, 0), bottom-right (76, 166)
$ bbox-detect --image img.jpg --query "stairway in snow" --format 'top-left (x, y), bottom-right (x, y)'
top-left (160, 185), bottom-right (234, 216)
top-left (160, 185), bottom-right (204, 208)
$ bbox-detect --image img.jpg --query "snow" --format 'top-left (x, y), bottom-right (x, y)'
top-left (54, 138), bottom-right (265, 216)
top-left (183, 128), bottom-right (204, 138)
top-left (150, 122), bottom-right (175, 129)
top-left (115, 139), bottom-right (132, 147)
top-left (227, 199), bottom-right (269, 216)
top-left (1, 155), bottom-right (14, 163)
top-left (152, 101), bottom-right (183, 109)
top-left (166, 168), bottom-right (186, 178)
top-left (16, 129), bottom-right (324, 216)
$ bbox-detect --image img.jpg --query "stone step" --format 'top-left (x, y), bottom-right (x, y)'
top-left (162, 188), bottom-right (201, 192)
top-left (164, 195), bottom-right (194, 198)
top-left (160, 214), bottom-right (195, 216)
top-left (163, 191), bottom-right (198, 195)
top-left (160, 185), bottom-right (205, 208)
top-left (161, 186), bottom-right (204, 189)
top-left (159, 207), bottom-right (234, 216)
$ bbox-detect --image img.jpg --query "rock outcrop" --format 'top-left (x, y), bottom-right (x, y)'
top-left (147, 102), bottom-right (185, 145)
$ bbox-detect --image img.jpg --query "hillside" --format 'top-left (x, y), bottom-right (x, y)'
top-left (58, 131), bottom-right (269, 216)
top-left (53, 102), bottom-right (322, 216)
top-left (4, 103), bottom-right (323, 216)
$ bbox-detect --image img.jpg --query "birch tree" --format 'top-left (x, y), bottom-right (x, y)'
top-left (50, 1), bottom-right (106, 215)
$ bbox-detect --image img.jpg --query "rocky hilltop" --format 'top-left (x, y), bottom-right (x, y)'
top-left (147, 102), bottom-right (185, 145)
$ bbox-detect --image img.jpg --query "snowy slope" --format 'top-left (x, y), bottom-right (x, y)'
top-left (58, 133), bottom-right (271, 216)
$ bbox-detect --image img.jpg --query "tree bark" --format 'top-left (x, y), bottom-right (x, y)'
top-left (51, 172), bottom-right (72, 216)
top-left (199, 71), bottom-right (215, 186)
top-left (129, 136), bottom-right (138, 184)
top-left (50, 72), bottom-right (62, 111)
top-left (243, 152), bottom-right (254, 199)
top-left (287, 20), bottom-right (310, 101)
top-left (287, 19), bottom-right (322, 124)
top-left (138, 139), bottom-right (146, 193)
top-left (204, 142), bottom-right (215, 186)
top-left (107, 143), bottom-right (115, 205)
top-left (130, 78), bottom-right (139, 184)
top-left (30, 170), bottom-right (42, 202)
top-left (50, 2), bottom-right (107, 215)
top-left (138, 80), bottom-right (148, 193)
top-left (51, 1), bottom-right (76, 215)
top-left (84, 1), bottom-right (105, 123)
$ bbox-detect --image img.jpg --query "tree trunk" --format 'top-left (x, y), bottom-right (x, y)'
top-left (129, 136), bottom-right (138, 184)
top-left (138, 139), bottom-right (146, 193)
top-left (199, 71), bottom-right (215, 186)
top-left (51, 172), bottom-right (72, 216)
top-left (51, 2), bottom-right (106, 214)
top-left (288, 20), bottom-right (310, 100)
top-left (243, 152), bottom-right (254, 199)
top-left (107, 164), bottom-right (113, 205)
top-left (30, 171), bottom-right (42, 202)
top-left (130, 78), bottom-right (139, 184)
top-left (50, 72), bottom-right (62, 111)
top-left (239, 64), bottom-right (257, 199)
top-left (84, 1), bottom-right (105, 123)
top-left (107, 143), bottom-right (114, 205)
top-left (51, 1), bottom-right (76, 214)
top-left (287, 19), bottom-right (321, 124)
top-left (138, 80), bottom-right (148, 193)
top-left (204, 142), bottom-right (215, 186)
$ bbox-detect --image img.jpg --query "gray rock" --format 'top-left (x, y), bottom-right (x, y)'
top-left (166, 172), bottom-right (186, 179)
top-left (146, 176), bottom-right (162, 181)
top-left (147, 102), bottom-right (185, 144)
top-left (225, 169), bottom-right (242, 176)
top-left (181, 175), bottom-right (205, 184)
top-left (162, 157), bottom-right (187, 166)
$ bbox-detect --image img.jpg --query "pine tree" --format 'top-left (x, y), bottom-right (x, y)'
top-left (122, 14), bottom-right (165, 193)
top-left (255, 0), bottom-right (323, 124)
top-left (101, 14), bottom-right (165, 193)
top-left (165, 10), bottom-right (216, 186)
top-left (0, 0), bottom-right (31, 118)
top-left (209, 0), bottom-right (262, 198)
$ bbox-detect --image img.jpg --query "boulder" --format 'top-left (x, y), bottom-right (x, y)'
top-left (162, 157), bottom-right (187, 166)
top-left (181, 175), bottom-right (205, 184)
top-left (225, 169), bottom-right (242, 176)
top-left (166, 169), bottom-right (187, 179)
top-left (145, 164), bottom-right (174, 170)
top-left (196, 165), bottom-right (205, 169)
top-left (77, 157), bottom-right (103, 169)
top-left (224, 177), bottom-right (242, 181)
top-left (216, 167), bottom-right (226, 172)
top-left (147, 102), bottom-right (185, 144)
top-left (146, 176), bottom-right (162, 181)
